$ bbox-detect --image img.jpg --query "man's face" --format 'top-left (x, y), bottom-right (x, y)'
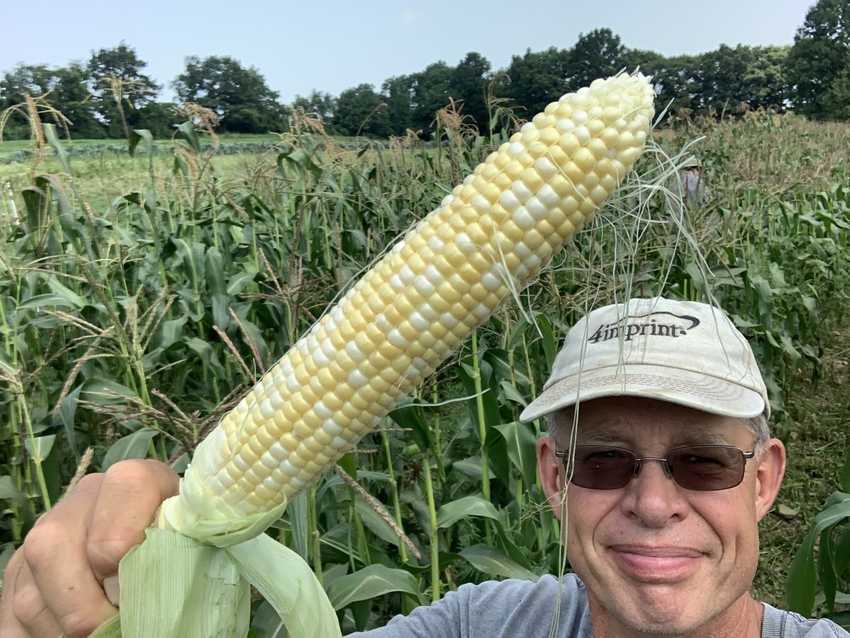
top-left (536, 397), bottom-right (785, 636)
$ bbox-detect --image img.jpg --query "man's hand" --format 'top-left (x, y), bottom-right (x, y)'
top-left (0, 459), bottom-right (179, 638)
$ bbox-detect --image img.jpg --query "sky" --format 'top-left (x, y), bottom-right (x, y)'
top-left (0, 0), bottom-right (814, 102)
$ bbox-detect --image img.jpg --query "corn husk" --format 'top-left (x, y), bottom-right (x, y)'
top-left (92, 529), bottom-right (341, 638)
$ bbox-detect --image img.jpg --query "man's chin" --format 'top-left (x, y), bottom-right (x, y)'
top-left (594, 582), bottom-right (707, 635)
top-left (609, 603), bottom-right (704, 636)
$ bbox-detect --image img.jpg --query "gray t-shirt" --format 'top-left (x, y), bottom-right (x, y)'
top-left (347, 574), bottom-right (849, 637)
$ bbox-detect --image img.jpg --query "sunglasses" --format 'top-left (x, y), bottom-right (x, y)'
top-left (555, 445), bottom-right (756, 491)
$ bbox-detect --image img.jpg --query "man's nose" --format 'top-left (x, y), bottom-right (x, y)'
top-left (620, 459), bottom-right (689, 527)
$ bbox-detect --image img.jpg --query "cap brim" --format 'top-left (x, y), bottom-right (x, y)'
top-left (519, 363), bottom-right (767, 422)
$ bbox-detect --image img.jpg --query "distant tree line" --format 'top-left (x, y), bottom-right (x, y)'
top-left (1, 0), bottom-right (848, 141)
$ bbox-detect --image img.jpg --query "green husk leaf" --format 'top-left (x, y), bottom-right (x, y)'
top-left (105, 528), bottom-right (251, 637)
top-left (228, 534), bottom-right (341, 638)
top-left (92, 529), bottom-right (342, 638)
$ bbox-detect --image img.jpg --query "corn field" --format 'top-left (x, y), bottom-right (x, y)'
top-left (1, 110), bottom-right (849, 633)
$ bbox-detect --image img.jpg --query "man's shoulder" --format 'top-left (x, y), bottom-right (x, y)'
top-left (762, 603), bottom-right (850, 637)
top-left (450, 573), bottom-right (591, 637)
top-left (456, 571), bottom-right (583, 602)
top-left (346, 573), bottom-right (591, 637)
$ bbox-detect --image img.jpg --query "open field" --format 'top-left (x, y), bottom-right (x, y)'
top-left (1, 112), bottom-right (849, 632)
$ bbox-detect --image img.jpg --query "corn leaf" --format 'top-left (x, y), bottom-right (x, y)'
top-left (24, 435), bottom-right (56, 463)
top-left (494, 421), bottom-right (537, 488)
top-left (43, 123), bottom-right (71, 175)
top-left (459, 545), bottom-right (537, 581)
top-left (786, 529), bottom-right (817, 614)
top-left (437, 495), bottom-right (500, 529)
top-left (129, 129), bottom-right (153, 158)
top-left (325, 564), bottom-right (419, 611)
top-left (0, 476), bottom-right (25, 505)
top-left (101, 429), bottom-right (158, 471)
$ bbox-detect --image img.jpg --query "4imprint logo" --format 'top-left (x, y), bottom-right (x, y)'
top-left (587, 311), bottom-right (701, 344)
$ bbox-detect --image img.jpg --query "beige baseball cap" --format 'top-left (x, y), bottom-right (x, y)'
top-left (519, 297), bottom-right (769, 422)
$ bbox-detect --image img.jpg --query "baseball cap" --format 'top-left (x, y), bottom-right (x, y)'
top-left (519, 297), bottom-right (770, 422)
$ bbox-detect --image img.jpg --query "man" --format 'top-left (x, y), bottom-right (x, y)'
top-left (1, 297), bottom-right (847, 637)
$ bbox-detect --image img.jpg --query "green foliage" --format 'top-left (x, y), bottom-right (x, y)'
top-left (699, 45), bottom-right (792, 114)
top-left (381, 75), bottom-right (415, 135)
top-left (0, 63), bottom-right (105, 139)
top-left (786, 448), bottom-right (850, 627)
top-left (824, 66), bottom-right (850, 120)
top-left (496, 47), bottom-right (571, 118)
top-left (292, 90), bottom-right (337, 127)
top-left (786, 0), bottom-right (850, 119)
top-left (1, 113), bottom-right (849, 631)
top-left (87, 42), bottom-right (161, 138)
top-left (564, 28), bottom-right (627, 91)
top-left (448, 52), bottom-right (491, 133)
top-left (173, 56), bottom-right (288, 134)
top-left (135, 102), bottom-right (179, 138)
top-left (410, 62), bottom-right (455, 134)
top-left (7, 0), bottom-right (850, 148)
top-left (332, 84), bottom-right (389, 137)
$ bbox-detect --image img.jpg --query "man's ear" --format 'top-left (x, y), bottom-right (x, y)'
top-left (754, 438), bottom-right (786, 522)
top-left (537, 436), bottom-right (564, 520)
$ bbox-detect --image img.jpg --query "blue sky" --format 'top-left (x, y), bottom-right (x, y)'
top-left (1, 0), bottom-right (813, 102)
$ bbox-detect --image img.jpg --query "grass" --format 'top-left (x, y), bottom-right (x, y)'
top-left (0, 108), bottom-right (849, 632)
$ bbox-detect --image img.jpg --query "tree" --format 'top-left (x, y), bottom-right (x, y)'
top-left (650, 54), bottom-right (703, 117)
top-left (136, 102), bottom-right (178, 138)
top-left (332, 84), bottom-right (389, 137)
top-left (621, 48), bottom-right (666, 75)
top-left (87, 43), bottom-right (159, 137)
top-left (174, 56), bottom-right (287, 133)
top-left (786, 0), bottom-right (850, 118)
top-left (0, 63), bottom-right (103, 139)
top-left (690, 45), bottom-right (790, 116)
top-left (448, 52), bottom-right (491, 132)
top-left (382, 75), bottom-right (415, 135)
top-left (291, 90), bottom-right (336, 126)
top-left (565, 28), bottom-right (627, 91)
top-left (699, 45), bottom-right (756, 113)
top-left (739, 46), bottom-right (791, 112)
top-left (497, 47), bottom-right (571, 119)
top-left (410, 62), bottom-right (455, 133)
top-left (1, 64), bottom-right (54, 102)
top-left (1, 64), bottom-right (55, 139)
top-left (824, 65), bottom-right (850, 118)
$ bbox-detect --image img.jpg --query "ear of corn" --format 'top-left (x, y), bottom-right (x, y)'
top-left (157, 72), bottom-right (655, 542)
top-left (99, 73), bottom-right (654, 638)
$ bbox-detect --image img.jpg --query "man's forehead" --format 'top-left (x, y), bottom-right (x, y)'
top-left (555, 398), bottom-right (752, 443)
top-left (577, 422), bottom-right (738, 446)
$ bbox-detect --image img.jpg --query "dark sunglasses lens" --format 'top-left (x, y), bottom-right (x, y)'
top-left (669, 446), bottom-right (745, 490)
top-left (572, 447), bottom-right (636, 489)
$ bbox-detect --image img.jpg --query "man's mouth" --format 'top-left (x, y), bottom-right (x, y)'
top-left (608, 544), bottom-right (705, 582)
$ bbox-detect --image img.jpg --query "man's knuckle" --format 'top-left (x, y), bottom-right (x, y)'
top-left (22, 522), bottom-right (65, 568)
top-left (103, 459), bottom-right (178, 498)
top-left (2, 549), bottom-right (22, 583)
top-left (102, 458), bottom-right (160, 485)
top-left (86, 535), bottom-right (134, 575)
top-left (74, 472), bottom-right (104, 493)
top-left (60, 609), bottom-right (102, 638)
top-left (11, 583), bottom-right (46, 625)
